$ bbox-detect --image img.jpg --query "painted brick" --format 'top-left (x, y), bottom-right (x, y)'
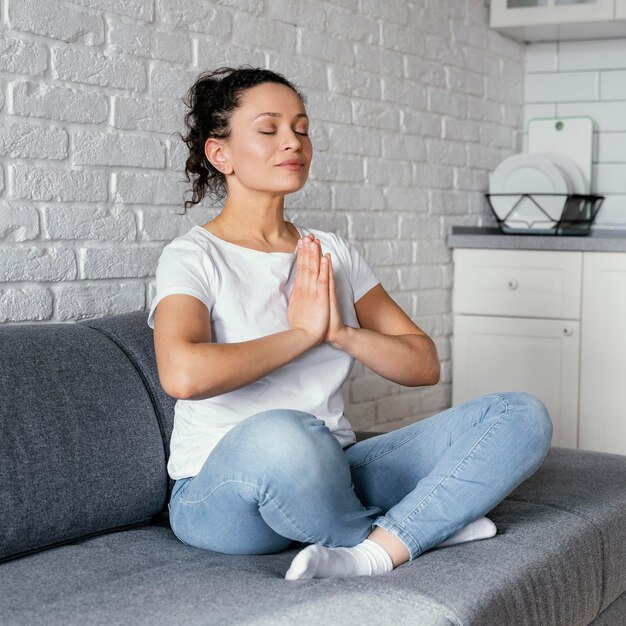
top-left (266, 0), bottom-right (326, 31)
top-left (7, 0), bottom-right (104, 46)
top-left (114, 172), bottom-right (187, 205)
top-left (149, 62), bottom-right (201, 99)
top-left (413, 163), bottom-right (454, 189)
top-left (197, 40), bottom-right (265, 70)
top-left (327, 124), bottom-right (381, 156)
top-left (114, 96), bottom-right (184, 132)
top-left (0, 246), bottom-right (76, 282)
top-left (299, 30), bottom-right (354, 65)
top-left (304, 91), bottom-right (351, 124)
top-left (354, 43), bottom-right (403, 78)
top-left (106, 15), bottom-right (151, 57)
top-left (0, 121), bottom-right (68, 160)
top-left (10, 164), bottom-right (108, 202)
top-left (152, 31), bottom-right (192, 64)
top-left (384, 186), bottom-right (429, 212)
top-left (377, 390), bottom-right (424, 424)
top-left (0, 34), bottom-right (47, 75)
top-left (348, 214), bottom-right (398, 240)
top-left (361, 0), bottom-right (408, 25)
top-left (326, 9), bottom-right (379, 44)
top-left (380, 23), bottom-right (424, 55)
top-left (64, 0), bottom-right (153, 21)
top-left (55, 281), bottom-right (145, 320)
top-left (80, 245), bottom-right (162, 278)
top-left (0, 204), bottom-right (39, 241)
top-left (72, 131), bottom-right (165, 168)
top-left (328, 66), bottom-right (381, 99)
top-left (310, 154), bottom-right (363, 183)
top-left (364, 157), bottom-right (413, 186)
top-left (0, 287), bottom-right (53, 322)
top-left (42, 206), bottom-right (136, 241)
top-left (11, 81), bottom-right (109, 124)
top-left (160, 0), bottom-right (231, 35)
top-left (381, 132), bottom-right (427, 161)
top-left (52, 47), bottom-right (146, 91)
top-left (443, 117), bottom-right (482, 142)
top-left (232, 13), bottom-right (296, 52)
top-left (333, 183), bottom-right (384, 211)
top-left (363, 240), bottom-right (412, 265)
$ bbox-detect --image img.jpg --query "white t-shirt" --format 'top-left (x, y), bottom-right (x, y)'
top-left (147, 223), bottom-right (381, 480)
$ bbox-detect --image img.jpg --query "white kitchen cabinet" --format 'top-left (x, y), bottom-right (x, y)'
top-left (452, 247), bottom-right (626, 455)
top-left (453, 314), bottom-right (580, 447)
top-left (452, 248), bottom-right (582, 448)
top-left (579, 253), bottom-right (626, 455)
top-left (489, 0), bottom-right (626, 41)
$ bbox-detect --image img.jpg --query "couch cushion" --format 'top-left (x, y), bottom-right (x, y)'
top-left (1, 447), bottom-right (624, 625)
top-left (0, 323), bottom-right (167, 563)
top-left (81, 311), bottom-right (176, 499)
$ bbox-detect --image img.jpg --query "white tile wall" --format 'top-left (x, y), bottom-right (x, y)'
top-left (525, 39), bottom-right (626, 228)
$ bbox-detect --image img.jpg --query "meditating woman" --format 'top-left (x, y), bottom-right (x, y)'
top-left (148, 65), bottom-right (553, 580)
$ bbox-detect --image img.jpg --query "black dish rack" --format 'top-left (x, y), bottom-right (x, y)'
top-left (485, 193), bottom-right (604, 236)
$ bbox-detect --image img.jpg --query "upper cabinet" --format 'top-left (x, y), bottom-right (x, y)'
top-left (489, 0), bottom-right (626, 42)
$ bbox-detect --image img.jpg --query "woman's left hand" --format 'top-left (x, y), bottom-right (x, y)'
top-left (325, 251), bottom-right (349, 348)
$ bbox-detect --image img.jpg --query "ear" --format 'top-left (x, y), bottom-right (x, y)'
top-left (204, 138), bottom-right (232, 175)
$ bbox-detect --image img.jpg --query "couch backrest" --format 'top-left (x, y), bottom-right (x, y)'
top-left (0, 312), bottom-right (173, 563)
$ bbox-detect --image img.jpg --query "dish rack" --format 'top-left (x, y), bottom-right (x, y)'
top-left (485, 193), bottom-right (605, 236)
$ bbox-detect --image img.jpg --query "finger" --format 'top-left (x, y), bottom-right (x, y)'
top-left (318, 251), bottom-right (329, 295)
top-left (309, 238), bottom-right (320, 285)
top-left (295, 238), bottom-right (306, 289)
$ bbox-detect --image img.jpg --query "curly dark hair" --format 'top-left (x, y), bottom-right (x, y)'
top-left (176, 65), bottom-right (307, 213)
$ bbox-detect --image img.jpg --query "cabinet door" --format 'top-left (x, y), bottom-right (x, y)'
top-left (490, 0), bottom-right (614, 27)
top-left (579, 253), bottom-right (626, 455)
top-left (453, 314), bottom-right (580, 448)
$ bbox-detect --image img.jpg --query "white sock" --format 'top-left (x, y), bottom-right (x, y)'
top-left (435, 516), bottom-right (497, 548)
top-left (285, 538), bottom-right (393, 581)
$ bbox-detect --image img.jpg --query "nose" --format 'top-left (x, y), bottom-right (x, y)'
top-left (280, 128), bottom-right (303, 151)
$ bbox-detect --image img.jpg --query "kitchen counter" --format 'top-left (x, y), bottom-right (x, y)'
top-left (447, 226), bottom-right (626, 252)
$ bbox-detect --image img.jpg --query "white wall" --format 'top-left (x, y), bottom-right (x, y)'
top-left (0, 0), bottom-right (525, 432)
top-left (525, 38), bottom-right (626, 229)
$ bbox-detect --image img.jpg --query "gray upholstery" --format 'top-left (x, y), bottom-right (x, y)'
top-left (0, 321), bottom-right (166, 562)
top-left (1, 311), bottom-right (625, 625)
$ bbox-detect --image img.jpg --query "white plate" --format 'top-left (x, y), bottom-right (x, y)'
top-left (489, 153), bottom-right (569, 230)
top-left (539, 152), bottom-right (587, 195)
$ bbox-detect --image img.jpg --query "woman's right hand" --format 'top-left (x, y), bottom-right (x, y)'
top-left (287, 234), bottom-right (330, 346)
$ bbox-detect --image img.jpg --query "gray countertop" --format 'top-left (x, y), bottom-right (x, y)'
top-left (447, 226), bottom-right (626, 252)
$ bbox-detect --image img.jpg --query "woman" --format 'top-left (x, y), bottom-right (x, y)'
top-left (148, 66), bottom-right (553, 580)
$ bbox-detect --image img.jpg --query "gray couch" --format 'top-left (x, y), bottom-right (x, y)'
top-left (1, 311), bottom-right (625, 625)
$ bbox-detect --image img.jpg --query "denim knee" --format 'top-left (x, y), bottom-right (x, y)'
top-left (502, 391), bottom-right (553, 465)
top-left (229, 409), bottom-right (338, 487)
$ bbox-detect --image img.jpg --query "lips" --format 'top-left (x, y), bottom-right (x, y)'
top-left (277, 159), bottom-right (305, 171)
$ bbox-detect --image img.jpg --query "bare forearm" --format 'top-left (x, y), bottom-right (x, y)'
top-left (178, 329), bottom-right (316, 400)
top-left (333, 326), bottom-right (440, 387)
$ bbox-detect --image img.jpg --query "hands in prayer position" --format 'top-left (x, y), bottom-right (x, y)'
top-left (287, 234), bottom-right (347, 349)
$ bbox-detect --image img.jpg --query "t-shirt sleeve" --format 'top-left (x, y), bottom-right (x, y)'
top-left (147, 240), bottom-right (214, 329)
top-left (335, 234), bottom-right (381, 303)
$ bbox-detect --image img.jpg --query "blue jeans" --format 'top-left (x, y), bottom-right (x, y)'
top-left (168, 392), bottom-right (553, 560)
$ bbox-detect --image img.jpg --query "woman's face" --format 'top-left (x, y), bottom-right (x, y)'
top-left (210, 82), bottom-right (312, 196)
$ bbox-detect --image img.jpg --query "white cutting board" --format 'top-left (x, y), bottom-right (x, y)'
top-left (526, 116), bottom-right (593, 194)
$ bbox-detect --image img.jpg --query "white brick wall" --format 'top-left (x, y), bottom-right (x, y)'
top-left (0, 0), bottom-right (525, 431)
top-left (525, 39), bottom-right (626, 229)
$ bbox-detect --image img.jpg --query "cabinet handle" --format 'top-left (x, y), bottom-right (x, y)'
top-left (563, 327), bottom-right (574, 337)
top-left (507, 279), bottom-right (519, 290)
